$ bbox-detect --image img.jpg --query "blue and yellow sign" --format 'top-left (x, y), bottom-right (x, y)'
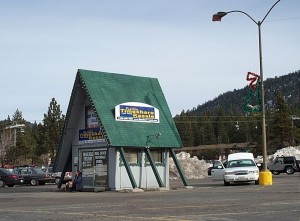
top-left (115, 102), bottom-right (159, 123)
top-left (79, 127), bottom-right (106, 144)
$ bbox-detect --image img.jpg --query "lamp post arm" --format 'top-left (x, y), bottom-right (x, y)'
top-left (226, 0), bottom-right (281, 26)
top-left (226, 10), bottom-right (258, 25)
top-left (261, 0), bottom-right (281, 24)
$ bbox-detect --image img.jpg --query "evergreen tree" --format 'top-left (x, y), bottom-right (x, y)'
top-left (192, 123), bottom-right (202, 146)
top-left (214, 109), bottom-right (229, 144)
top-left (174, 113), bottom-right (194, 147)
top-left (4, 118), bottom-right (40, 166)
top-left (32, 122), bottom-right (47, 156)
top-left (202, 116), bottom-right (216, 145)
top-left (43, 98), bottom-right (65, 164)
top-left (16, 127), bottom-right (37, 165)
top-left (12, 109), bottom-right (26, 125)
top-left (269, 92), bottom-right (293, 151)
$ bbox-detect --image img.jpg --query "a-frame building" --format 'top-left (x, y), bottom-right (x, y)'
top-left (54, 69), bottom-right (187, 191)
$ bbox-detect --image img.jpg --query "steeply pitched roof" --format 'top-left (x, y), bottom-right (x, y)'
top-left (78, 69), bottom-right (182, 148)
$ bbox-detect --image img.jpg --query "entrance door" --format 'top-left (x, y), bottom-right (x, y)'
top-left (80, 149), bottom-right (108, 188)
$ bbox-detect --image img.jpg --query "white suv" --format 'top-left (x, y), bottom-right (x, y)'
top-left (211, 153), bottom-right (259, 186)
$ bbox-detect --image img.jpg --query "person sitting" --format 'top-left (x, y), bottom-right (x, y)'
top-left (71, 170), bottom-right (83, 192)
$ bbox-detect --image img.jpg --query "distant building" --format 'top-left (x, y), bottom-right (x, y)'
top-left (54, 69), bottom-right (187, 191)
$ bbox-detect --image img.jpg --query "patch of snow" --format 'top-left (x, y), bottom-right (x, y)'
top-left (268, 146), bottom-right (300, 161)
top-left (169, 152), bottom-right (212, 180)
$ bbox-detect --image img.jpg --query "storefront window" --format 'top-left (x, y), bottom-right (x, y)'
top-left (124, 148), bottom-right (139, 164)
top-left (146, 148), bottom-right (163, 163)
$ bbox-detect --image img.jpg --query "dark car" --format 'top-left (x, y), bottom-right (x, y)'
top-left (0, 168), bottom-right (24, 187)
top-left (41, 167), bottom-right (56, 183)
top-left (13, 167), bottom-right (55, 186)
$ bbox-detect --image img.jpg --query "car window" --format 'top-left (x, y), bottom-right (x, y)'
top-left (47, 168), bottom-right (53, 173)
top-left (20, 169), bottom-right (31, 174)
top-left (32, 168), bottom-right (45, 174)
top-left (284, 157), bottom-right (295, 164)
top-left (0, 168), bottom-right (17, 175)
top-left (275, 157), bottom-right (283, 164)
top-left (213, 161), bottom-right (223, 169)
top-left (227, 159), bottom-right (255, 168)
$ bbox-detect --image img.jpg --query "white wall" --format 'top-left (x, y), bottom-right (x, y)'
top-left (112, 149), bottom-right (169, 190)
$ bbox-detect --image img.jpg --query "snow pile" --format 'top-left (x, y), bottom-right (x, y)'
top-left (170, 146), bottom-right (300, 179)
top-left (268, 146), bottom-right (300, 162)
top-left (169, 152), bottom-right (212, 179)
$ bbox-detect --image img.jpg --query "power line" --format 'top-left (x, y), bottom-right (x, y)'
top-left (266, 16), bottom-right (300, 22)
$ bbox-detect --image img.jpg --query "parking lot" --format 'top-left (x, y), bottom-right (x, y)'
top-left (0, 174), bottom-right (299, 221)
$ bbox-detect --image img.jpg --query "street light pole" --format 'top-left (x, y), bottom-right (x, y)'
top-left (257, 21), bottom-right (268, 172)
top-left (212, 0), bottom-right (281, 185)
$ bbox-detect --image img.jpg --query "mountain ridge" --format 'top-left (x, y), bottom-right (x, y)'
top-left (182, 70), bottom-right (300, 116)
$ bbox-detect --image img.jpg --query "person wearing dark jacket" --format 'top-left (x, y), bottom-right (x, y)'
top-left (72, 170), bottom-right (83, 192)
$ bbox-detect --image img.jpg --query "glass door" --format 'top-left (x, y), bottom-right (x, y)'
top-left (80, 149), bottom-right (108, 187)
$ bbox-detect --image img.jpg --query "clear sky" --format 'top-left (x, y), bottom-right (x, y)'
top-left (1, 0), bottom-right (299, 123)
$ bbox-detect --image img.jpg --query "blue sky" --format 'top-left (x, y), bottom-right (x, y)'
top-left (1, 0), bottom-right (299, 122)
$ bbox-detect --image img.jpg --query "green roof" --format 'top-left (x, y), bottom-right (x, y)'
top-left (78, 69), bottom-right (182, 148)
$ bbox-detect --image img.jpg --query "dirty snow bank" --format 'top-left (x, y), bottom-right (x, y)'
top-left (169, 152), bottom-right (212, 179)
top-left (268, 146), bottom-right (300, 161)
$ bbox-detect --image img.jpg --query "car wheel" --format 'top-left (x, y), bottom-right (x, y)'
top-left (7, 184), bottom-right (15, 187)
top-left (224, 180), bottom-right (230, 186)
top-left (0, 180), bottom-right (5, 188)
top-left (30, 179), bottom-right (39, 186)
top-left (286, 167), bottom-right (294, 175)
top-left (272, 171), bottom-right (280, 175)
top-left (255, 180), bottom-right (259, 185)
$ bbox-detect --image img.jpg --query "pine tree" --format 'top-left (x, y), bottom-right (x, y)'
top-left (5, 109), bottom-right (28, 165)
top-left (43, 98), bottom-right (65, 164)
top-left (174, 113), bottom-right (194, 147)
top-left (203, 116), bottom-right (216, 145)
top-left (270, 92), bottom-right (293, 151)
top-left (214, 109), bottom-right (229, 144)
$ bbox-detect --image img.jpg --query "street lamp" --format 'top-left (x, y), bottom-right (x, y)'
top-left (212, 0), bottom-right (281, 185)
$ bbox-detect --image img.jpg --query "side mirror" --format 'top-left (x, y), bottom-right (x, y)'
top-left (217, 165), bottom-right (223, 169)
top-left (256, 163), bottom-right (261, 167)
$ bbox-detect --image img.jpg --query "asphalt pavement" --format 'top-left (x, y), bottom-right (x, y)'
top-left (0, 174), bottom-right (299, 221)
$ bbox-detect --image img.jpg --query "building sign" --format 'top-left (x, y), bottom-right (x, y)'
top-left (94, 150), bottom-right (108, 187)
top-left (82, 151), bottom-right (93, 168)
top-left (115, 102), bottom-right (159, 123)
top-left (79, 127), bottom-right (106, 144)
top-left (86, 106), bottom-right (99, 128)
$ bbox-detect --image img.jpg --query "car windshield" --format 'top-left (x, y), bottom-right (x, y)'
top-left (227, 159), bottom-right (256, 168)
top-left (32, 168), bottom-right (46, 174)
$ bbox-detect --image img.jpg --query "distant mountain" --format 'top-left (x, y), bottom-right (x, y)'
top-left (184, 70), bottom-right (300, 115)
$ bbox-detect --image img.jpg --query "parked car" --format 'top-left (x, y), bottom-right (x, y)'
top-left (41, 167), bottom-right (56, 181)
top-left (54, 171), bottom-right (72, 184)
top-left (267, 156), bottom-right (300, 175)
top-left (0, 168), bottom-right (24, 187)
top-left (13, 167), bottom-right (55, 186)
top-left (211, 153), bottom-right (259, 186)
